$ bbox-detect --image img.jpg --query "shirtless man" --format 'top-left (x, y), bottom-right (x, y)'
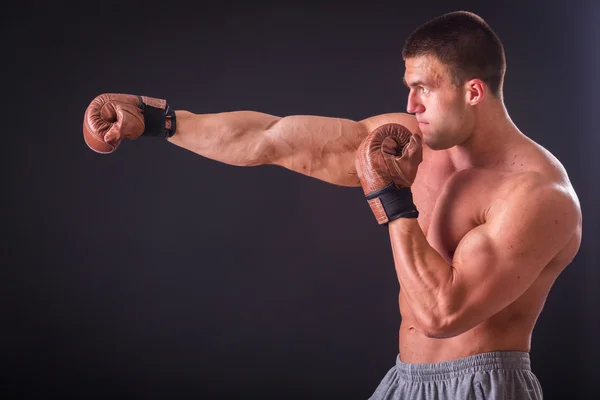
top-left (83, 11), bottom-right (582, 400)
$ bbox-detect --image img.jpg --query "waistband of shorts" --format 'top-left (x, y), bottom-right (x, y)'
top-left (395, 351), bottom-right (531, 382)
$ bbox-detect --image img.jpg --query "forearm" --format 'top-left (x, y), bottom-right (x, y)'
top-left (167, 110), bottom-right (281, 166)
top-left (388, 218), bottom-right (454, 333)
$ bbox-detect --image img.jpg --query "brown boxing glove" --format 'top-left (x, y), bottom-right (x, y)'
top-left (355, 123), bottom-right (423, 225)
top-left (83, 93), bottom-right (176, 154)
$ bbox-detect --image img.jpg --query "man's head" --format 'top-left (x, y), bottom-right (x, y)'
top-left (402, 11), bottom-right (506, 150)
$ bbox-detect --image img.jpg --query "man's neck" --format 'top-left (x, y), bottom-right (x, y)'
top-left (447, 104), bottom-right (522, 170)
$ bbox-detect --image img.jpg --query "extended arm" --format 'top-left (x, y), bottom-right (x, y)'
top-left (81, 92), bottom-right (418, 188)
top-left (169, 110), bottom-right (419, 187)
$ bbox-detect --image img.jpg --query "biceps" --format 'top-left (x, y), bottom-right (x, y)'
top-left (449, 228), bottom-right (543, 320)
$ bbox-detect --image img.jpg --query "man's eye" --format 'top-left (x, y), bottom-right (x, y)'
top-left (420, 87), bottom-right (430, 94)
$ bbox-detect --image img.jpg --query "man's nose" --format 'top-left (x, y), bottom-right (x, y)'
top-left (407, 92), bottom-right (425, 114)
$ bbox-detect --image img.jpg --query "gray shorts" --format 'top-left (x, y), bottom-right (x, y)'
top-left (369, 351), bottom-right (542, 400)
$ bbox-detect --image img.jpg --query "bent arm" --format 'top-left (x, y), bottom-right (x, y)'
top-left (168, 110), bottom-right (418, 187)
top-left (388, 176), bottom-right (580, 338)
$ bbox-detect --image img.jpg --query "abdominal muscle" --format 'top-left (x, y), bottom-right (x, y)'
top-left (398, 312), bottom-right (533, 364)
top-left (396, 263), bottom-right (559, 364)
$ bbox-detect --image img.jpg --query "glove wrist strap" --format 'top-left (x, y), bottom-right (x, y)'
top-left (365, 183), bottom-right (419, 225)
top-left (138, 96), bottom-right (177, 138)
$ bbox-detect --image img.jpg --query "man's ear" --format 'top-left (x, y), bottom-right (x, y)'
top-left (465, 79), bottom-right (485, 105)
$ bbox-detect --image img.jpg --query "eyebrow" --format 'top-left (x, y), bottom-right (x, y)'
top-left (403, 77), bottom-right (428, 88)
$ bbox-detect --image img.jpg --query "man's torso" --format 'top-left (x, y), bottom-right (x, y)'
top-left (397, 134), bottom-right (580, 363)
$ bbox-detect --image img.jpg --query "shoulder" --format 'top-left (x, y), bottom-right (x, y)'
top-left (517, 135), bottom-right (576, 188)
top-left (493, 170), bottom-right (581, 237)
top-left (497, 134), bottom-right (580, 210)
top-left (358, 113), bottom-right (420, 135)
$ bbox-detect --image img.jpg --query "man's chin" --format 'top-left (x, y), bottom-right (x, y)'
top-left (424, 136), bottom-right (448, 151)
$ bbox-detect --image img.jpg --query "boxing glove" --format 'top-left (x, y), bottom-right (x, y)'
top-left (83, 93), bottom-right (176, 154)
top-left (355, 123), bottom-right (423, 225)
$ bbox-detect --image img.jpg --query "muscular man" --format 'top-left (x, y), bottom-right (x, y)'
top-left (83, 11), bottom-right (582, 400)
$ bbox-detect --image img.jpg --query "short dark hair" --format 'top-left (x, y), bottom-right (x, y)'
top-left (402, 11), bottom-right (506, 97)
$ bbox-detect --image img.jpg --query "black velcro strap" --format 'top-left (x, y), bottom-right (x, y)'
top-left (142, 104), bottom-right (167, 137)
top-left (366, 183), bottom-right (419, 222)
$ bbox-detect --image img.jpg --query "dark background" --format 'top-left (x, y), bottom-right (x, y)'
top-left (3, 0), bottom-right (599, 399)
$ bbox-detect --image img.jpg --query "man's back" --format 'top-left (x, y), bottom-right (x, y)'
top-left (398, 132), bottom-right (582, 363)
